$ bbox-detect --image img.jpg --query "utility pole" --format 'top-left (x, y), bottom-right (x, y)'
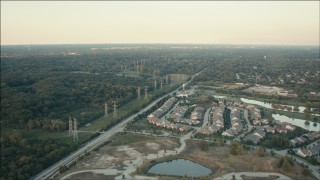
top-left (73, 118), bottom-right (78, 143)
top-left (137, 86), bottom-right (141, 99)
top-left (140, 64), bottom-right (143, 73)
top-left (113, 101), bottom-right (117, 118)
top-left (144, 86), bottom-right (148, 100)
top-left (104, 102), bottom-right (108, 117)
top-left (68, 116), bottom-right (73, 136)
top-left (170, 76), bottom-right (173, 85)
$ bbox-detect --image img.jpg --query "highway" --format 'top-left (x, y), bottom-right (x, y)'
top-left (32, 69), bottom-right (204, 180)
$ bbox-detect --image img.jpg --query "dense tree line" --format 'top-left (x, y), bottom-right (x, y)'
top-left (223, 107), bottom-right (231, 130)
top-left (1, 46), bottom-right (208, 128)
top-left (0, 132), bottom-right (79, 180)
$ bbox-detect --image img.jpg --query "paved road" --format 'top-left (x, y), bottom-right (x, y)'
top-left (202, 107), bottom-right (212, 128)
top-left (32, 70), bottom-right (204, 180)
top-left (243, 109), bottom-right (253, 132)
top-left (215, 172), bottom-right (292, 180)
top-left (160, 100), bottom-right (179, 121)
top-left (234, 109), bottom-right (253, 141)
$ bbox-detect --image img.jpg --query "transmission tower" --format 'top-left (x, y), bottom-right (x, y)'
top-left (73, 118), bottom-right (78, 143)
top-left (68, 116), bottom-right (73, 136)
top-left (137, 86), bottom-right (141, 99)
top-left (144, 86), bottom-right (148, 100)
top-left (104, 102), bottom-right (108, 117)
top-left (113, 101), bottom-right (117, 118)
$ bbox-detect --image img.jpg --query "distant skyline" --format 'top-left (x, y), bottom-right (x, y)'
top-left (1, 1), bottom-right (319, 46)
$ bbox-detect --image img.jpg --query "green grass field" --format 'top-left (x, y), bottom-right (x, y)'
top-left (80, 86), bottom-right (172, 132)
top-left (109, 133), bottom-right (155, 146)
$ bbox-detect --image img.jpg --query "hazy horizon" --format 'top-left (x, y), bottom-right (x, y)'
top-left (1, 1), bottom-right (319, 46)
top-left (1, 43), bottom-right (319, 47)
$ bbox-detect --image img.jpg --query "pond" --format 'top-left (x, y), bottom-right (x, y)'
top-left (148, 159), bottom-right (212, 177)
top-left (240, 98), bottom-right (320, 116)
top-left (272, 114), bottom-right (320, 132)
top-left (213, 95), bottom-right (226, 99)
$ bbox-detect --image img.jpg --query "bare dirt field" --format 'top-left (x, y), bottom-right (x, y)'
top-left (63, 172), bottom-right (115, 180)
top-left (240, 175), bottom-right (279, 180)
top-left (57, 133), bottom-right (313, 180)
top-left (57, 134), bottom-right (180, 180)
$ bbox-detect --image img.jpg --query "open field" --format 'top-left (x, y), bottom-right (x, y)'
top-left (220, 83), bottom-right (248, 90)
top-left (62, 172), bottom-right (113, 180)
top-left (241, 175), bottom-right (279, 180)
top-left (109, 133), bottom-right (155, 146)
top-left (56, 134), bottom-right (180, 180)
top-left (187, 141), bottom-right (312, 179)
top-left (139, 140), bottom-right (313, 180)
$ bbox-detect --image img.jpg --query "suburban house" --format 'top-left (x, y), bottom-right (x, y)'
top-left (290, 137), bottom-right (308, 147)
top-left (265, 126), bottom-right (275, 134)
top-left (261, 119), bottom-right (269, 125)
top-left (244, 129), bottom-right (266, 144)
top-left (306, 131), bottom-right (320, 140)
top-left (147, 97), bottom-right (191, 132)
top-left (222, 107), bottom-right (243, 137)
top-left (197, 105), bottom-right (224, 135)
top-left (296, 145), bottom-right (320, 157)
top-left (253, 119), bottom-right (261, 126)
top-left (275, 126), bottom-right (288, 134)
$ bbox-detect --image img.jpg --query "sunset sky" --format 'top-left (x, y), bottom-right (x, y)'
top-left (1, 1), bottom-right (319, 45)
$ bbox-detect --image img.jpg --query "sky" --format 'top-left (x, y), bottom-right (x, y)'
top-left (1, 1), bottom-right (319, 46)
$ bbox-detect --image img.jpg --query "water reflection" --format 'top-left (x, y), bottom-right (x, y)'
top-left (241, 98), bottom-right (319, 116)
top-left (272, 114), bottom-right (320, 132)
top-left (148, 159), bottom-right (212, 177)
